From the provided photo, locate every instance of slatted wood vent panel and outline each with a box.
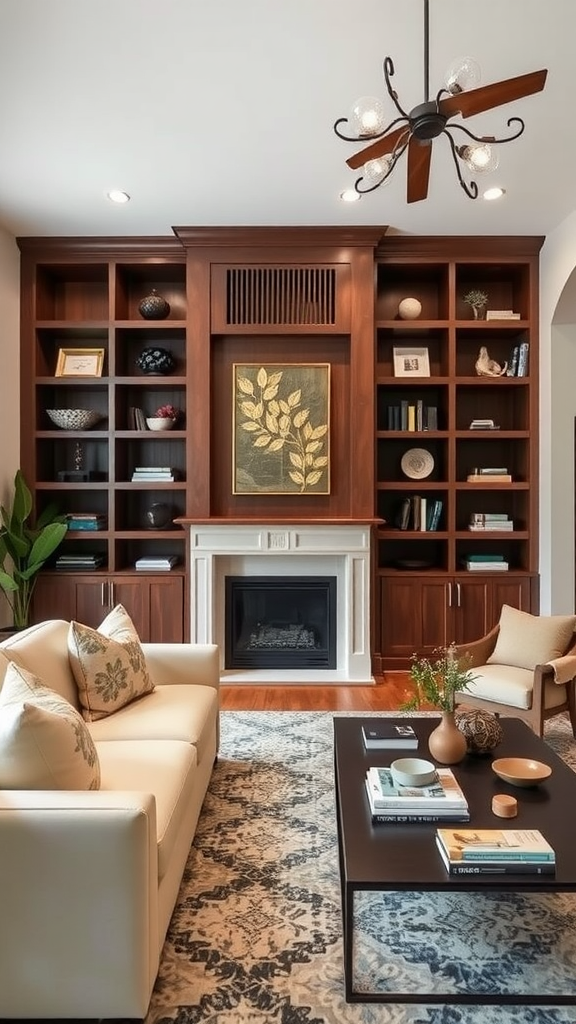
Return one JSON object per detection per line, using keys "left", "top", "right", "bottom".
{"left": 211, "top": 264, "right": 351, "bottom": 333}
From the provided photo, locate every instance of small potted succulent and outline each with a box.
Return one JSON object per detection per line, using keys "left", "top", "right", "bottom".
{"left": 463, "top": 289, "right": 489, "bottom": 320}
{"left": 146, "top": 404, "right": 180, "bottom": 431}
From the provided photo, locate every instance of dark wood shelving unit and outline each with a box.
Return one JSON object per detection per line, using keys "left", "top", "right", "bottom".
{"left": 373, "top": 236, "right": 543, "bottom": 670}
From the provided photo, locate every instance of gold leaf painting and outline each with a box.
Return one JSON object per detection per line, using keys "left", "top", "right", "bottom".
{"left": 233, "top": 363, "right": 330, "bottom": 495}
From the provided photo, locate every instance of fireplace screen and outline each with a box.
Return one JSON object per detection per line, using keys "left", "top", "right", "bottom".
{"left": 225, "top": 575, "right": 337, "bottom": 669}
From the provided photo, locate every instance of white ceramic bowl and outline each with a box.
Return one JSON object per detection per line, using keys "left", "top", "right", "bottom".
{"left": 491, "top": 757, "right": 552, "bottom": 788}
{"left": 46, "top": 408, "right": 102, "bottom": 430}
{"left": 146, "top": 417, "right": 175, "bottom": 431}
{"left": 390, "top": 757, "right": 437, "bottom": 787}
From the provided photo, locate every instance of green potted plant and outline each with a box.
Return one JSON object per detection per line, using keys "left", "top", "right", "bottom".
{"left": 401, "top": 644, "right": 477, "bottom": 764}
{"left": 0, "top": 470, "right": 68, "bottom": 630}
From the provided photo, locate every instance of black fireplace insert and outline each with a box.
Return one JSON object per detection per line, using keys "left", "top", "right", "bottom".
{"left": 225, "top": 575, "right": 337, "bottom": 669}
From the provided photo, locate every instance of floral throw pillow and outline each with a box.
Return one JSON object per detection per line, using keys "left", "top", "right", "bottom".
{"left": 0, "top": 662, "right": 100, "bottom": 789}
{"left": 68, "top": 604, "right": 154, "bottom": 722}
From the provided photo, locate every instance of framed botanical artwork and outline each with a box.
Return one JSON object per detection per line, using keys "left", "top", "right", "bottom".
{"left": 393, "top": 346, "right": 430, "bottom": 378}
{"left": 55, "top": 347, "right": 105, "bottom": 378}
{"left": 233, "top": 363, "right": 330, "bottom": 495}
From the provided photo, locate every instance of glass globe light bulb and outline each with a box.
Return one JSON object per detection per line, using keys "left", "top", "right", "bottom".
{"left": 350, "top": 96, "right": 386, "bottom": 138}
{"left": 444, "top": 56, "right": 481, "bottom": 95}
{"left": 459, "top": 143, "right": 499, "bottom": 174}
{"left": 363, "top": 154, "right": 393, "bottom": 185}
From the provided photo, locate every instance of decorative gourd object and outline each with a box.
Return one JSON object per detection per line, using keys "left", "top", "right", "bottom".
{"left": 456, "top": 708, "right": 504, "bottom": 755}
{"left": 398, "top": 297, "right": 422, "bottom": 320}
{"left": 138, "top": 289, "right": 170, "bottom": 320}
{"left": 135, "top": 347, "right": 175, "bottom": 375}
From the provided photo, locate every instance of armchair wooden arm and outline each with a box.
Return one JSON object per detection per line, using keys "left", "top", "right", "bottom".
{"left": 453, "top": 625, "right": 499, "bottom": 669}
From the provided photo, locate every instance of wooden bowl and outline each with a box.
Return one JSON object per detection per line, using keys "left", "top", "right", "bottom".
{"left": 491, "top": 757, "right": 552, "bottom": 787}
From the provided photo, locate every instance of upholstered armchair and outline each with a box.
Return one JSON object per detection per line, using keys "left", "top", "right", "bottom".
{"left": 454, "top": 604, "right": 576, "bottom": 737}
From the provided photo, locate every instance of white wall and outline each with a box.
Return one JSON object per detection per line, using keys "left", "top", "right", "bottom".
{"left": 540, "top": 210, "right": 576, "bottom": 613}
{"left": 0, "top": 226, "right": 20, "bottom": 626}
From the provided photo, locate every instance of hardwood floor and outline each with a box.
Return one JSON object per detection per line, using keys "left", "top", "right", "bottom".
{"left": 220, "top": 672, "right": 413, "bottom": 711}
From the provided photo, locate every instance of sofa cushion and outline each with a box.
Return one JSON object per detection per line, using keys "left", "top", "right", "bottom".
{"left": 68, "top": 604, "right": 154, "bottom": 722}
{"left": 466, "top": 663, "right": 569, "bottom": 711}
{"left": 88, "top": 683, "right": 219, "bottom": 766}
{"left": 95, "top": 738, "right": 197, "bottom": 880}
{"left": 487, "top": 605, "right": 576, "bottom": 672}
{"left": 0, "top": 662, "right": 100, "bottom": 790}
{"left": 0, "top": 619, "right": 80, "bottom": 708}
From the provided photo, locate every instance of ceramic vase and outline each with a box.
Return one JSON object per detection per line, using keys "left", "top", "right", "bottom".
{"left": 472, "top": 304, "right": 487, "bottom": 320}
{"left": 428, "top": 711, "right": 468, "bottom": 765}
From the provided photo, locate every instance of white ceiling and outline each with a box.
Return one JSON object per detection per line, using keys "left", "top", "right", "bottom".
{"left": 0, "top": 0, "right": 574, "bottom": 240}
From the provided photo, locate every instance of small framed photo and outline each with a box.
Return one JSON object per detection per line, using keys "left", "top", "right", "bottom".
{"left": 393, "top": 346, "right": 430, "bottom": 378}
{"left": 55, "top": 347, "right": 105, "bottom": 378}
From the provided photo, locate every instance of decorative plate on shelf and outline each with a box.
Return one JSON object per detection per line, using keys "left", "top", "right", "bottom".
{"left": 401, "top": 448, "right": 434, "bottom": 479}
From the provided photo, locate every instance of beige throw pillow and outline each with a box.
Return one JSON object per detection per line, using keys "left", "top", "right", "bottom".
{"left": 68, "top": 604, "right": 154, "bottom": 722}
{"left": 0, "top": 662, "right": 100, "bottom": 790}
{"left": 487, "top": 604, "right": 576, "bottom": 671}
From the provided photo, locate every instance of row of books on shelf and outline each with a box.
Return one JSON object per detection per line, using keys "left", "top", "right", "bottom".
{"left": 65, "top": 513, "right": 107, "bottom": 531}
{"left": 134, "top": 555, "right": 180, "bottom": 571}
{"left": 131, "top": 467, "right": 179, "bottom": 482}
{"left": 462, "top": 554, "right": 509, "bottom": 571}
{"left": 435, "top": 828, "right": 555, "bottom": 876}
{"left": 467, "top": 466, "right": 512, "bottom": 483}
{"left": 468, "top": 512, "right": 513, "bottom": 531}
{"left": 506, "top": 342, "right": 529, "bottom": 377}
{"left": 485, "top": 309, "right": 522, "bottom": 321}
{"left": 386, "top": 402, "right": 438, "bottom": 432}
{"left": 395, "top": 497, "right": 443, "bottom": 532}
{"left": 55, "top": 554, "right": 104, "bottom": 571}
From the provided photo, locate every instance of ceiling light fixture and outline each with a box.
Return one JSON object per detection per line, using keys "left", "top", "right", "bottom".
{"left": 333, "top": 0, "right": 547, "bottom": 203}
{"left": 339, "top": 188, "right": 362, "bottom": 202}
{"left": 107, "top": 190, "right": 130, "bottom": 204}
{"left": 483, "top": 187, "right": 506, "bottom": 201}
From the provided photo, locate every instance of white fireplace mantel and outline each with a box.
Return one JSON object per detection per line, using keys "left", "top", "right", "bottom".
{"left": 187, "top": 522, "right": 374, "bottom": 684}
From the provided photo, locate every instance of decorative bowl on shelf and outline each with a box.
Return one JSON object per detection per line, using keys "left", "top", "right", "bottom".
{"left": 46, "top": 408, "right": 102, "bottom": 430}
{"left": 491, "top": 757, "right": 552, "bottom": 787}
{"left": 146, "top": 416, "right": 176, "bottom": 431}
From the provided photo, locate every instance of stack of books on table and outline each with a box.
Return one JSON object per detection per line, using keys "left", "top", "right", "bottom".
{"left": 436, "top": 828, "right": 556, "bottom": 876}
{"left": 65, "top": 513, "right": 107, "bottom": 531}
{"left": 135, "top": 555, "right": 179, "bottom": 571}
{"left": 362, "top": 723, "right": 418, "bottom": 750}
{"left": 468, "top": 513, "right": 514, "bottom": 532}
{"left": 55, "top": 553, "right": 104, "bottom": 571}
{"left": 463, "top": 553, "right": 509, "bottom": 571}
{"left": 365, "top": 766, "right": 470, "bottom": 824}
{"left": 131, "top": 467, "right": 178, "bottom": 482}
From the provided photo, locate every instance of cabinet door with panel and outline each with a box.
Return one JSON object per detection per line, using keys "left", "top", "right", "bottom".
{"left": 33, "top": 573, "right": 184, "bottom": 642}
{"left": 380, "top": 572, "right": 532, "bottom": 667}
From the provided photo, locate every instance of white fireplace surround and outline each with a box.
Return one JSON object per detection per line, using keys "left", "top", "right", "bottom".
{"left": 187, "top": 522, "right": 374, "bottom": 684}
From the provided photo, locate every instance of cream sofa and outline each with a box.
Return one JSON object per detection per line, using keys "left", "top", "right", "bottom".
{"left": 0, "top": 618, "right": 220, "bottom": 1021}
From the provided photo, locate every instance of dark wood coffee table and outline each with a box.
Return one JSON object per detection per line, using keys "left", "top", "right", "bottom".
{"left": 333, "top": 715, "right": 576, "bottom": 1005}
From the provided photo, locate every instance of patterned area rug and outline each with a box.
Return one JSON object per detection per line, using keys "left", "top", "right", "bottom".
{"left": 145, "top": 712, "right": 576, "bottom": 1024}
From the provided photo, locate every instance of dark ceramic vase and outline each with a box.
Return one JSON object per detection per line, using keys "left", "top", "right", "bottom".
{"left": 145, "top": 503, "right": 173, "bottom": 529}
{"left": 135, "top": 347, "right": 175, "bottom": 375}
{"left": 138, "top": 289, "right": 170, "bottom": 320}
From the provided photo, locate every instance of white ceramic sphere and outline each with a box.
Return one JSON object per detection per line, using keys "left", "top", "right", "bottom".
{"left": 398, "top": 297, "right": 422, "bottom": 320}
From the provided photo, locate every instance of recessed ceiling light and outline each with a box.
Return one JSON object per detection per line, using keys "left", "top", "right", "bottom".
{"left": 107, "top": 190, "right": 130, "bottom": 204}
{"left": 340, "top": 189, "right": 361, "bottom": 203}
{"left": 482, "top": 187, "right": 506, "bottom": 201}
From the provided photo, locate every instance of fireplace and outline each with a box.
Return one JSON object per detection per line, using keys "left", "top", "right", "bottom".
{"left": 225, "top": 575, "right": 337, "bottom": 669}
{"left": 186, "top": 522, "right": 374, "bottom": 684}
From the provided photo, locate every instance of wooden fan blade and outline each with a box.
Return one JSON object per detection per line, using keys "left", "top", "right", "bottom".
{"left": 346, "top": 125, "right": 408, "bottom": 171}
{"left": 407, "top": 138, "right": 431, "bottom": 203}
{"left": 438, "top": 69, "right": 547, "bottom": 119}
